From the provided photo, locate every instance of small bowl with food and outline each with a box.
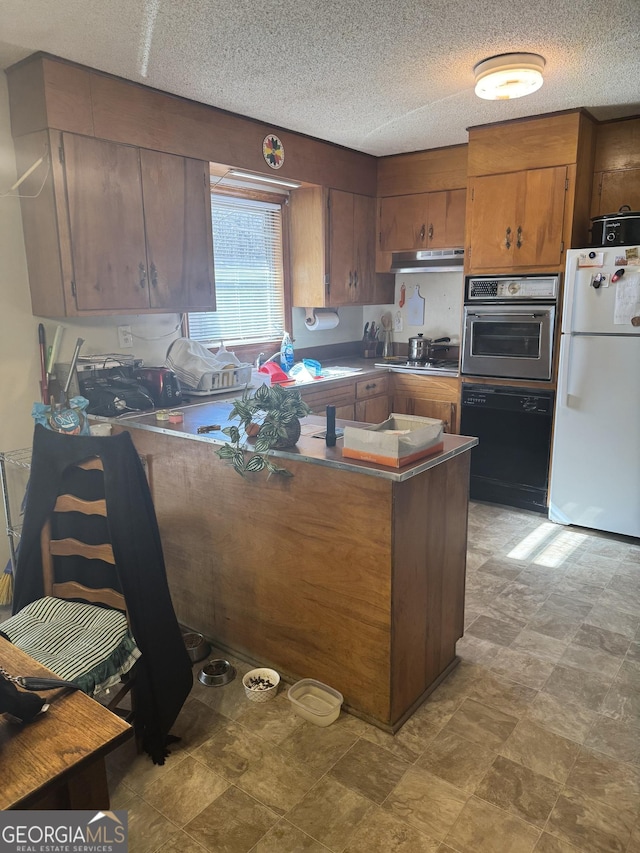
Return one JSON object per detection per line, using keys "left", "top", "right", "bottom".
{"left": 242, "top": 667, "right": 280, "bottom": 702}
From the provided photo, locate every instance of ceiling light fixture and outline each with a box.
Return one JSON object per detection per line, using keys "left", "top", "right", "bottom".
{"left": 473, "top": 52, "right": 545, "bottom": 101}
{"left": 228, "top": 169, "right": 301, "bottom": 189}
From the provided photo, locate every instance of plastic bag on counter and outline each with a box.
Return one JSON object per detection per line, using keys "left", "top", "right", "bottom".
{"left": 32, "top": 396, "right": 91, "bottom": 435}
{"left": 165, "top": 338, "right": 247, "bottom": 391}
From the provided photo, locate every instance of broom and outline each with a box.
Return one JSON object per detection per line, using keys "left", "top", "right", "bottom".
{"left": 0, "top": 559, "right": 13, "bottom": 606}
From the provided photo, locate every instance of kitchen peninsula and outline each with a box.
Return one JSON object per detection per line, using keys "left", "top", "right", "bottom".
{"left": 110, "top": 403, "right": 476, "bottom": 731}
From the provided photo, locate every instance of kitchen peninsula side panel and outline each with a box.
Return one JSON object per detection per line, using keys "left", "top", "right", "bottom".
{"left": 116, "top": 425, "right": 471, "bottom": 729}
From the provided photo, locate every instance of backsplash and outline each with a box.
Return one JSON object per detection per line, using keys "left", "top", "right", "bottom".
{"left": 363, "top": 271, "right": 464, "bottom": 345}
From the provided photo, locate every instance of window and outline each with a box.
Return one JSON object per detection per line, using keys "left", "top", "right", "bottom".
{"left": 187, "top": 193, "right": 286, "bottom": 347}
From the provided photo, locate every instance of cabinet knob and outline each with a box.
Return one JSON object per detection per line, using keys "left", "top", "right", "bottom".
{"left": 353, "top": 269, "right": 358, "bottom": 288}
{"left": 505, "top": 227, "right": 512, "bottom": 250}
{"left": 428, "top": 224, "right": 434, "bottom": 241}
{"left": 138, "top": 262, "right": 147, "bottom": 289}
{"left": 516, "top": 226, "right": 523, "bottom": 249}
{"left": 150, "top": 263, "right": 158, "bottom": 288}
{"left": 419, "top": 224, "right": 426, "bottom": 242}
{"left": 365, "top": 383, "right": 376, "bottom": 390}
{"left": 348, "top": 271, "right": 353, "bottom": 287}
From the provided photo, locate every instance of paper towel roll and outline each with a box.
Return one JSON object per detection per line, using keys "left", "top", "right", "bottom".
{"left": 305, "top": 309, "right": 339, "bottom": 331}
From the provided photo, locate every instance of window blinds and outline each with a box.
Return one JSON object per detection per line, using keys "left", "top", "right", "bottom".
{"left": 188, "top": 194, "right": 285, "bottom": 345}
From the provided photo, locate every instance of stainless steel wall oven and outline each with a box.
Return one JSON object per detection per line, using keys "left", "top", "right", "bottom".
{"left": 462, "top": 274, "right": 560, "bottom": 381}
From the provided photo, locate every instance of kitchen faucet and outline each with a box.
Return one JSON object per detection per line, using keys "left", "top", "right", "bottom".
{"left": 257, "top": 350, "right": 282, "bottom": 368}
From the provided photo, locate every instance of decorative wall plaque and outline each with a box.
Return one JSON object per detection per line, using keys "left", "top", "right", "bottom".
{"left": 262, "top": 134, "right": 284, "bottom": 170}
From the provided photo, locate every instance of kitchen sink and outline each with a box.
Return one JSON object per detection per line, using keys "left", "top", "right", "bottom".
{"left": 318, "top": 367, "right": 363, "bottom": 379}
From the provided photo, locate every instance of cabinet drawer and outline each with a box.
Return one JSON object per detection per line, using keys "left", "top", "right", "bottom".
{"left": 300, "top": 379, "right": 356, "bottom": 413}
{"left": 356, "top": 375, "right": 389, "bottom": 399}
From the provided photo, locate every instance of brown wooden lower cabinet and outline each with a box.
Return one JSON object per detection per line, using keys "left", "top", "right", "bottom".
{"left": 116, "top": 423, "right": 473, "bottom": 730}
{"left": 355, "top": 394, "right": 389, "bottom": 424}
{"left": 300, "top": 370, "right": 463, "bottom": 431}
{"left": 301, "top": 373, "right": 390, "bottom": 425}
{"left": 300, "top": 378, "right": 356, "bottom": 420}
{"left": 355, "top": 374, "right": 389, "bottom": 424}
{"left": 393, "top": 396, "right": 456, "bottom": 432}
{"left": 391, "top": 373, "right": 461, "bottom": 433}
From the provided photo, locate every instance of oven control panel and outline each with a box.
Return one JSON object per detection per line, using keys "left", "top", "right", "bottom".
{"left": 466, "top": 274, "right": 559, "bottom": 301}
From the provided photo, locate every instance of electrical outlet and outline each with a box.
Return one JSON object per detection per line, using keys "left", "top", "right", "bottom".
{"left": 394, "top": 312, "right": 403, "bottom": 332}
{"left": 117, "top": 325, "right": 133, "bottom": 348}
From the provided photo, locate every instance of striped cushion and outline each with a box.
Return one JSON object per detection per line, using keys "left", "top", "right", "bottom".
{"left": 0, "top": 596, "right": 140, "bottom": 696}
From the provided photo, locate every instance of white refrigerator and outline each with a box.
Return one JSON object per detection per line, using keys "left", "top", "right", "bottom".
{"left": 549, "top": 246, "right": 640, "bottom": 537}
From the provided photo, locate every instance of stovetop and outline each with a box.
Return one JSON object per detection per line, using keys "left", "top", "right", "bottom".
{"left": 375, "top": 358, "right": 460, "bottom": 377}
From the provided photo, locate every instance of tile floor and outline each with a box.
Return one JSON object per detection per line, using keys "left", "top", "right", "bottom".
{"left": 20, "top": 500, "right": 640, "bottom": 851}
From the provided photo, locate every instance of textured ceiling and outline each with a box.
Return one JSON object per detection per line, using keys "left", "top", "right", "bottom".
{"left": 0, "top": 0, "right": 638, "bottom": 156}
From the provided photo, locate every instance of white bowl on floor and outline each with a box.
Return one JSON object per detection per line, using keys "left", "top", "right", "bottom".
{"left": 242, "top": 668, "right": 280, "bottom": 702}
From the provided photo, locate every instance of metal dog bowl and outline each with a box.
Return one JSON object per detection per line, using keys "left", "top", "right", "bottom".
{"left": 183, "top": 632, "right": 211, "bottom": 663}
{"left": 198, "top": 659, "right": 236, "bottom": 686}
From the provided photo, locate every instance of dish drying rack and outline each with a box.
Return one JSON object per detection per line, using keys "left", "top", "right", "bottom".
{"left": 182, "top": 363, "right": 252, "bottom": 396}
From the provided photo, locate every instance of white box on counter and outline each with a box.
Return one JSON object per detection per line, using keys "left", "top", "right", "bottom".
{"left": 342, "top": 414, "right": 444, "bottom": 467}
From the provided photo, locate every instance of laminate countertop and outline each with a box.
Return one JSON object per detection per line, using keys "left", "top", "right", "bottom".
{"left": 106, "top": 403, "right": 476, "bottom": 484}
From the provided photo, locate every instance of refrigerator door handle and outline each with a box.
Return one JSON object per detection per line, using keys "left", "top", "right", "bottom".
{"left": 558, "top": 334, "right": 573, "bottom": 407}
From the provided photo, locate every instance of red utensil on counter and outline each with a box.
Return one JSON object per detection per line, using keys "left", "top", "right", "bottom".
{"left": 258, "top": 362, "right": 289, "bottom": 384}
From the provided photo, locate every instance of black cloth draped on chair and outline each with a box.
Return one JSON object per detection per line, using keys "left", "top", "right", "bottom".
{"left": 10, "top": 424, "right": 193, "bottom": 764}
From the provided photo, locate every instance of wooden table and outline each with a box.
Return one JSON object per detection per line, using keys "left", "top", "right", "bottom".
{"left": 0, "top": 636, "right": 132, "bottom": 810}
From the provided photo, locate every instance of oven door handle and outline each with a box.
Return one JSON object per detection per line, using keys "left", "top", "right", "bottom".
{"left": 466, "top": 312, "right": 546, "bottom": 319}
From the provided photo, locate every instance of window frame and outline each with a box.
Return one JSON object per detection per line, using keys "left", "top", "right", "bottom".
{"left": 184, "top": 184, "right": 292, "bottom": 365}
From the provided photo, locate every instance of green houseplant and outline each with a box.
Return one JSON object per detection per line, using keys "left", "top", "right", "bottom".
{"left": 216, "top": 383, "right": 311, "bottom": 477}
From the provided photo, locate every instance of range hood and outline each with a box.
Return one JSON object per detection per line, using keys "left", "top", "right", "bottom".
{"left": 390, "top": 248, "right": 465, "bottom": 273}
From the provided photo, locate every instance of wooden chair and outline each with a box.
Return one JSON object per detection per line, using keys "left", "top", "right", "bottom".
{"left": 1, "top": 457, "right": 140, "bottom": 720}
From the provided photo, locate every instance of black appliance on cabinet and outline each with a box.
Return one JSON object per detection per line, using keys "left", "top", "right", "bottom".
{"left": 460, "top": 384, "right": 555, "bottom": 513}
{"left": 78, "top": 363, "right": 155, "bottom": 417}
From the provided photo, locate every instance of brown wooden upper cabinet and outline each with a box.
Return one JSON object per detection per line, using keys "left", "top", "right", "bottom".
{"left": 590, "top": 117, "right": 640, "bottom": 218}
{"left": 466, "top": 166, "right": 568, "bottom": 271}
{"left": 290, "top": 186, "right": 385, "bottom": 307}
{"left": 591, "top": 168, "right": 640, "bottom": 217}
{"left": 378, "top": 189, "right": 466, "bottom": 253}
{"left": 15, "top": 130, "right": 215, "bottom": 316}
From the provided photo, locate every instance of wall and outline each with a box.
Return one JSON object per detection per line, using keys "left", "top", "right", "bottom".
{"left": 0, "top": 72, "right": 38, "bottom": 569}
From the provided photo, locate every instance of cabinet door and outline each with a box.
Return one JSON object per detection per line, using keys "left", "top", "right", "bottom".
{"left": 335, "top": 403, "right": 356, "bottom": 420}
{"left": 467, "top": 172, "right": 519, "bottom": 269}
{"left": 427, "top": 189, "right": 466, "bottom": 248}
{"left": 355, "top": 395, "right": 389, "bottom": 424}
{"left": 379, "top": 194, "right": 430, "bottom": 252}
{"left": 141, "top": 151, "right": 215, "bottom": 310}
{"left": 391, "top": 396, "right": 414, "bottom": 415}
{"left": 289, "top": 186, "right": 328, "bottom": 308}
{"left": 353, "top": 193, "right": 376, "bottom": 303}
{"left": 328, "top": 189, "right": 355, "bottom": 305}
{"left": 514, "top": 166, "right": 567, "bottom": 268}
{"left": 469, "top": 168, "right": 567, "bottom": 271}
{"left": 63, "top": 134, "right": 149, "bottom": 311}
{"left": 412, "top": 399, "right": 456, "bottom": 433}
{"left": 594, "top": 168, "right": 640, "bottom": 217}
